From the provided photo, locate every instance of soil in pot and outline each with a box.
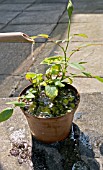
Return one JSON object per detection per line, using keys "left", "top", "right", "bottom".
{"left": 20, "top": 84, "right": 80, "bottom": 118}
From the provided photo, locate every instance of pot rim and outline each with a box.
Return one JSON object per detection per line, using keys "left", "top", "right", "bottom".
{"left": 19, "top": 84, "right": 80, "bottom": 120}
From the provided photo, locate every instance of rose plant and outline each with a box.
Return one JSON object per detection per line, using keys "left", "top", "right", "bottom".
{"left": 0, "top": 0, "right": 103, "bottom": 143}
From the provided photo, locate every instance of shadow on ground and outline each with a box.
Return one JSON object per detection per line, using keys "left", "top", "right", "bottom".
{"left": 100, "top": 143, "right": 103, "bottom": 156}
{"left": 31, "top": 123, "right": 100, "bottom": 170}
{"left": 0, "top": 163, "right": 4, "bottom": 170}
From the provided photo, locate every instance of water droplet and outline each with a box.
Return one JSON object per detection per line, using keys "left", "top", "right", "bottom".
{"left": 72, "top": 161, "right": 89, "bottom": 170}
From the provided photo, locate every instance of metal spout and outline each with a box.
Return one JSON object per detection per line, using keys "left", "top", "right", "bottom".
{"left": 0, "top": 32, "right": 34, "bottom": 43}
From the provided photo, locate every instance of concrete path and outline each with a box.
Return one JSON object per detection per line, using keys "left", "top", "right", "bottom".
{"left": 0, "top": 0, "right": 103, "bottom": 169}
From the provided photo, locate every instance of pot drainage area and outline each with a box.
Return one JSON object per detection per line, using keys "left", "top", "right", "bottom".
{"left": 9, "top": 123, "right": 100, "bottom": 170}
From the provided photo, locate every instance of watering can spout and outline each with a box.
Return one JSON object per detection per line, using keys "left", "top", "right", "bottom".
{"left": 0, "top": 32, "right": 34, "bottom": 43}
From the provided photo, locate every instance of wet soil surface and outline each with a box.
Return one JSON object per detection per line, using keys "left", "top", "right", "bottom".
{"left": 22, "top": 85, "right": 80, "bottom": 118}
{"left": 9, "top": 123, "right": 100, "bottom": 170}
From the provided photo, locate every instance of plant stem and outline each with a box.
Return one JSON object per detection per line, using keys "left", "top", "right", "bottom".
{"left": 65, "top": 19, "right": 71, "bottom": 53}
{"left": 62, "top": 17, "right": 71, "bottom": 78}
{"left": 49, "top": 40, "right": 65, "bottom": 53}
{"left": 64, "top": 51, "right": 67, "bottom": 69}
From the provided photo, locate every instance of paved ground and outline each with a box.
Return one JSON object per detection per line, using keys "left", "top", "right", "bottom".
{"left": 0, "top": 0, "right": 68, "bottom": 97}
{"left": 0, "top": 0, "right": 103, "bottom": 169}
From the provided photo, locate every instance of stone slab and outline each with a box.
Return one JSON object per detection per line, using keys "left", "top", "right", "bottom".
{"left": 0, "top": 24, "right": 5, "bottom": 30}
{"left": 3, "top": 0, "right": 36, "bottom": 4}
{"left": 12, "top": 78, "right": 31, "bottom": 97}
{"left": 10, "top": 10, "right": 65, "bottom": 25}
{"left": 0, "top": 4, "right": 31, "bottom": 11}
{"left": 59, "top": 12, "right": 103, "bottom": 23}
{"left": 72, "top": 13, "right": 103, "bottom": 23}
{"left": 29, "top": 43, "right": 55, "bottom": 73}
{"left": 0, "top": 98, "right": 31, "bottom": 170}
{"left": 0, "top": 11, "right": 19, "bottom": 24}
{"left": 74, "top": 92, "right": 103, "bottom": 169}
{"left": 0, "top": 43, "right": 45, "bottom": 97}
{"left": 51, "top": 22, "right": 103, "bottom": 42}
{"left": 75, "top": 92, "right": 103, "bottom": 144}
{"left": 10, "top": 43, "right": 44, "bottom": 76}
{"left": 35, "top": 0, "right": 68, "bottom": 3}
{"left": 11, "top": 43, "right": 46, "bottom": 97}
{"left": 73, "top": 78, "right": 103, "bottom": 93}
{"left": 25, "top": 3, "right": 66, "bottom": 11}
{"left": 0, "top": 75, "right": 21, "bottom": 97}
{"left": 0, "top": 43, "right": 32, "bottom": 75}
{"left": 1, "top": 24, "right": 56, "bottom": 37}
{"left": 66, "top": 42, "right": 103, "bottom": 76}
{"left": 72, "top": 0, "right": 103, "bottom": 14}
{"left": 0, "top": 0, "right": 5, "bottom": 3}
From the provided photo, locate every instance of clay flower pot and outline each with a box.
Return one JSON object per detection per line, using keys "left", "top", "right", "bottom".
{"left": 20, "top": 84, "right": 80, "bottom": 143}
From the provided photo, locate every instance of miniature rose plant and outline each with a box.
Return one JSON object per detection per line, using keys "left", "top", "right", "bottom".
{"left": 0, "top": 0, "right": 103, "bottom": 122}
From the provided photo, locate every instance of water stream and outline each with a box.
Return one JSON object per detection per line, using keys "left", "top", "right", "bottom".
{"left": 31, "top": 42, "right": 35, "bottom": 61}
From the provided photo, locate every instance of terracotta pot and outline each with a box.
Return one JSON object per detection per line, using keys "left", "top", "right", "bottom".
{"left": 20, "top": 84, "right": 80, "bottom": 143}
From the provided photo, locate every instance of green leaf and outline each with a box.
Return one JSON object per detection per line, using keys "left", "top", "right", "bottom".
{"left": 46, "top": 68, "right": 51, "bottom": 75}
{"left": 77, "top": 43, "right": 100, "bottom": 50}
{"left": 79, "top": 62, "right": 87, "bottom": 64}
{"left": 40, "top": 81, "right": 47, "bottom": 86}
{"left": 6, "top": 101, "right": 25, "bottom": 107}
{"left": 36, "top": 74, "right": 43, "bottom": 81}
{"left": 32, "top": 79, "right": 37, "bottom": 84}
{"left": 73, "top": 34, "right": 88, "bottom": 38}
{"left": 82, "top": 73, "right": 103, "bottom": 82}
{"left": 51, "top": 64, "right": 61, "bottom": 75}
{"left": 0, "top": 108, "right": 13, "bottom": 122}
{"left": 55, "top": 80, "right": 65, "bottom": 87}
{"left": 69, "top": 62, "right": 85, "bottom": 71}
{"left": 95, "top": 76, "right": 103, "bottom": 83}
{"left": 41, "top": 56, "right": 63, "bottom": 65}
{"left": 45, "top": 85, "right": 58, "bottom": 99}
{"left": 38, "top": 34, "right": 49, "bottom": 39}
{"left": 67, "top": 0, "right": 73, "bottom": 19}
{"left": 24, "top": 92, "right": 35, "bottom": 99}
{"left": 72, "top": 43, "right": 102, "bottom": 53}
{"left": 82, "top": 72, "right": 92, "bottom": 77}
{"left": 61, "top": 78, "right": 73, "bottom": 84}
{"left": 25, "top": 72, "right": 36, "bottom": 80}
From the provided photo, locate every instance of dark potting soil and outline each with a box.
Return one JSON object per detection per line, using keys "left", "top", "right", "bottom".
{"left": 22, "top": 85, "right": 80, "bottom": 118}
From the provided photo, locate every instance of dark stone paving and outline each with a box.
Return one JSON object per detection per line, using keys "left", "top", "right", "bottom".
{"left": 10, "top": 11, "right": 65, "bottom": 25}
{"left": 0, "top": 11, "right": 19, "bottom": 24}
{"left": 3, "top": 0, "right": 36, "bottom": 3}
{"left": 0, "top": 4, "right": 30, "bottom": 11}
{"left": 1, "top": 24, "right": 56, "bottom": 36}
{"left": 0, "top": 43, "right": 32, "bottom": 75}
